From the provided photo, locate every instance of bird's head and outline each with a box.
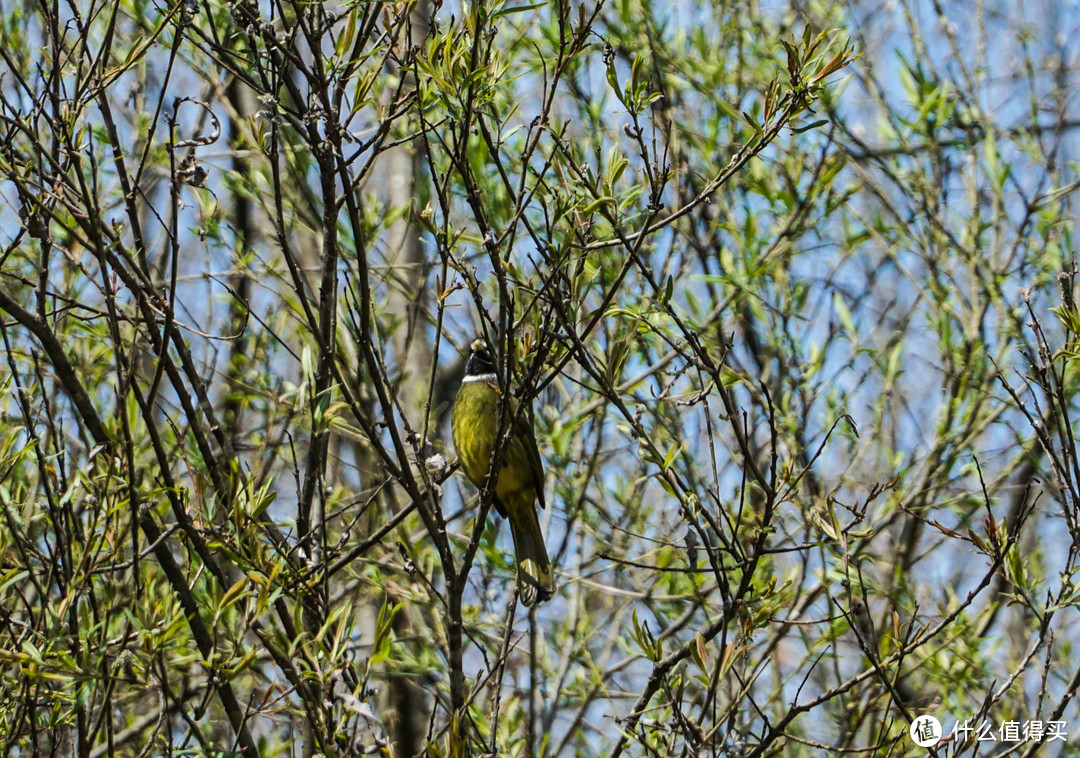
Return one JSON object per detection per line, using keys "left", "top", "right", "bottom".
{"left": 465, "top": 339, "right": 496, "bottom": 377}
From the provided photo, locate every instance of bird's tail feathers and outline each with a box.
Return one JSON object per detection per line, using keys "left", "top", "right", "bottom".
{"left": 505, "top": 493, "right": 555, "bottom": 606}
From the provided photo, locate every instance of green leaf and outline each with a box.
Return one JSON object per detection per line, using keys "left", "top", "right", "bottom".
{"left": 833, "top": 292, "right": 855, "bottom": 335}
{"left": 793, "top": 119, "right": 829, "bottom": 133}
{"left": 742, "top": 111, "right": 762, "bottom": 135}
{"left": 582, "top": 196, "right": 617, "bottom": 214}
{"left": 491, "top": 2, "right": 546, "bottom": 19}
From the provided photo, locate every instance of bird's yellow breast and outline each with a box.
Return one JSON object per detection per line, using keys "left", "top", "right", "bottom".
{"left": 451, "top": 380, "right": 539, "bottom": 511}
{"left": 451, "top": 380, "right": 500, "bottom": 487}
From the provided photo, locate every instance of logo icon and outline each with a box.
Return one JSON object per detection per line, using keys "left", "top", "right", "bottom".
{"left": 910, "top": 715, "right": 942, "bottom": 747}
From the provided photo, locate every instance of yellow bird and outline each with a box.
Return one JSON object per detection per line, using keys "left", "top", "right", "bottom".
{"left": 451, "top": 339, "right": 555, "bottom": 606}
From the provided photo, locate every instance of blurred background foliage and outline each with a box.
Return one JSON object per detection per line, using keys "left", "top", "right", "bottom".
{"left": 0, "top": 0, "right": 1077, "bottom": 755}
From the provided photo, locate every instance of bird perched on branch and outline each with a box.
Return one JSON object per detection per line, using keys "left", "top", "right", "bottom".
{"left": 451, "top": 339, "right": 555, "bottom": 606}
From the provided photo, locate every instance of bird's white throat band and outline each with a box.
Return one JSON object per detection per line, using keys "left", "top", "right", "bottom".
{"left": 462, "top": 373, "right": 498, "bottom": 384}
